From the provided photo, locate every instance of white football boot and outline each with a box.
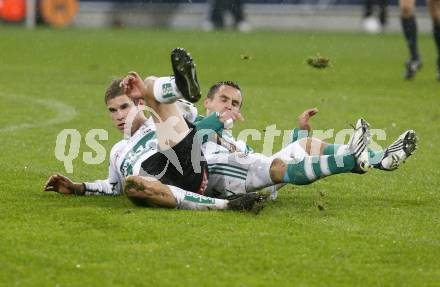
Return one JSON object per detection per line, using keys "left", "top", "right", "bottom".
{"left": 349, "top": 118, "right": 372, "bottom": 174}
{"left": 378, "top": 130, "right": 418, "bottom": 171}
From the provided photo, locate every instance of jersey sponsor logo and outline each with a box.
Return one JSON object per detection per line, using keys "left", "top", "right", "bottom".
{"left": 120, "top": 131, "right": 156, "bottom": 176}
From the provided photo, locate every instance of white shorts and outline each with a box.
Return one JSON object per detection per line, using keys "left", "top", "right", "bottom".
{"left": 270, "top": 140, "right": 308, "bottom": 161}
{"left": 203, "top": 141, "right": 309, "bottom": 199}
{"left": 203, "top": 152, "right": 267, "bottom": 198}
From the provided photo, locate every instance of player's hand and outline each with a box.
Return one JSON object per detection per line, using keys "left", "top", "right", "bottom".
{"left": 43, "top": 174, "right": 84, "bottom": 195}
{"left": 218, "top": 110, "right": 244, "bottom": 129}
{"left": 218, "top": 110, "right": 244, "bottom": 123}
{"left": 298, "top": 108, "right": 318, "bottom": 131}
{"left": 120, "top": 71, "right": 146, "bottom": 101}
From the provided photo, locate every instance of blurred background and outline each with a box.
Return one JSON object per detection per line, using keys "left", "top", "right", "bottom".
{"left": 0, "top": 0, "right": 431, "bottom": 33}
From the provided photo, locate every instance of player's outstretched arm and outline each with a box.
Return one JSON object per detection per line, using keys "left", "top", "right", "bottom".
{"left": 297, "top": 108, "right": 318, "bottom": 132}
{"left": 43, "top": 174, "right": 85, "bottom": 195}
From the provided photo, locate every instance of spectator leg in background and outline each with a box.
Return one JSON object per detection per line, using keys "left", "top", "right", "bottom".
{"left": 210, "top": 0, "right": 225, "bottom": 29}
{"left": 379, "top": 0, "right": 388, "bottom": 27}
{"left": 400, "top": 0, "right": 419, "bottom": 61}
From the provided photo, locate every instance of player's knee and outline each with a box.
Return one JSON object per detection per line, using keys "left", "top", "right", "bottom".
{"left": 400, "top": 4, "right": 414, "bottom": 17}
{"left": 269, "top": 158, "right": 287, "bottom": 183}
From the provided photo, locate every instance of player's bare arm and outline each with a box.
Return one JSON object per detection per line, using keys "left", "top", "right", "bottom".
{"left": 297, "top": 107, "right": 318, "bottom": 132}
{"left": 43, "top": 174, "right": 85, "bottom": 195}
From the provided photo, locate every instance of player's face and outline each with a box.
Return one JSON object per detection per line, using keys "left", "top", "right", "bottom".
{"left": 107, "top": 95, "right": 141, "bottom": 132}
{"left": 204, "top": 85, "right": 242, "bottom": 115}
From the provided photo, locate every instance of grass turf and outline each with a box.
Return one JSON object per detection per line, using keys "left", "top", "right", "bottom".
{"left": 0, "top": 27, "right": 439, "bottom": 287}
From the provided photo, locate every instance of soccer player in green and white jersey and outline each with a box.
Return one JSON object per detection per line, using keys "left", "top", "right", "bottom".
{"left": 174, "top": 80, "right": 418, "bottom": 199}
{"left": 121, "top": 73, "right": 379, "bottom": 203}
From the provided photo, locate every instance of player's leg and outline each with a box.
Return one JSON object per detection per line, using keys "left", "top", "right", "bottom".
{"left": 379, "top": 0, "right": 388, "bottom": 27}
{"left": 124, "top": 176, "right": 265, "bottom": 212}
{"left": 297, "top": 137, "right": 328, "bottom": 156}
{"left": 268, "top": 140, "right": 313, "bottom": 197}
{"left": 230, "top": 0, "right": 245, "bottom": 27}
{"left": 267, "top": 138, "right": 325, "bottom": 197}
{"left": 148, "top": 48, "right": 201, "bottom": 104}
{"left": 400, "top": 0, "right": 422, "bottom": 79}
{"left": 141, "top": 48, "right": 201, "bottom": 149}
{"left": 363, "top": 0, "right": 374, "bottom": 20}
{"left": 271, "top": 118, "right": 371, "bottom": 185}
{"left": 222, "top": 150, "right": 362, "bottom": 192}
{"left": 321, "top": 143, "right": 382, "bottom": 167}
{"left": 205, "top": 119, "right": 369, "bottom": 194}
{"left": 209, "top": 0, "right": 225, "bottom": 29}
{"left": 125, "top": 176, "right": 177, "bottom": 208}
{"left": 220, "top": 120, "right": 368, "bottom": 194}
{"left": 266, "top": 124, "right": 415, "bottom": 194}
{"left": 427, "top": 0, "right": 440, "bottom": 80}
{"left": 141, "top": 76, "right": 190, "bottom": 149}
{"left": 206, "top": 150, "right": 361, "bottom": 196}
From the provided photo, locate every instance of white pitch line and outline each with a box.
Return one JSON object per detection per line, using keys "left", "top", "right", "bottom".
{"left": 0, "top": 93, "right": 77, "bottom": 133}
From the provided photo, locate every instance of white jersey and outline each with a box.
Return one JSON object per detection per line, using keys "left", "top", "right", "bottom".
{"left": 202, "top": 128, "right": 304, "bottom": 200}
{"left": 202, "top": 130, "right": 251, "bottom": 156}
{"left": 84, "top": 119, "right": 159, "bottom": 195}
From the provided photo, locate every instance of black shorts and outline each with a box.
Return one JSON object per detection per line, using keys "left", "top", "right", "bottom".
{"left": 140, "top": 124, "right": 208, "bottom": 194}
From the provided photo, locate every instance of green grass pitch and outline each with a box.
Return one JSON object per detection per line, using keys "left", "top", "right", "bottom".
{"left": 0, "top": 27, "right": 439, "bottom": 287}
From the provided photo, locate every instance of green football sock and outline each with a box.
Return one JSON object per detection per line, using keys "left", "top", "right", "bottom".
{"left": 322, "top": 144, "right": 383, "bottom": 168}
{"left": 368, "top": 149, "right": 384, "bottom": 167}
{"left": 322, "top": 144, "right": 343, "bottom": 155}
{"left": 283, "top": 154, "right": 355, "bottom": 185}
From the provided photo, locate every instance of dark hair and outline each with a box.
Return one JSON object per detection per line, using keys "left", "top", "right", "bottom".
{"left": 206, "top": 81, "right": 243, "bottom": 107}
{"left": 105, "top": 78, "right": 126, "bottom": 104}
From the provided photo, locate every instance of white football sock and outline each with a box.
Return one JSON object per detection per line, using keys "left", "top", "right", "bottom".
{"left": 168, "top": 185, "right": 228, "bottom": 210}
{"left": 153, "top": 77, "right": 183, "bottom": 104}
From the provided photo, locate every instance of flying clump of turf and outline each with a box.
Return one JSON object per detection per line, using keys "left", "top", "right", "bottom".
{"left": 307, "top": 54, "right": 331, "bottom": 69}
